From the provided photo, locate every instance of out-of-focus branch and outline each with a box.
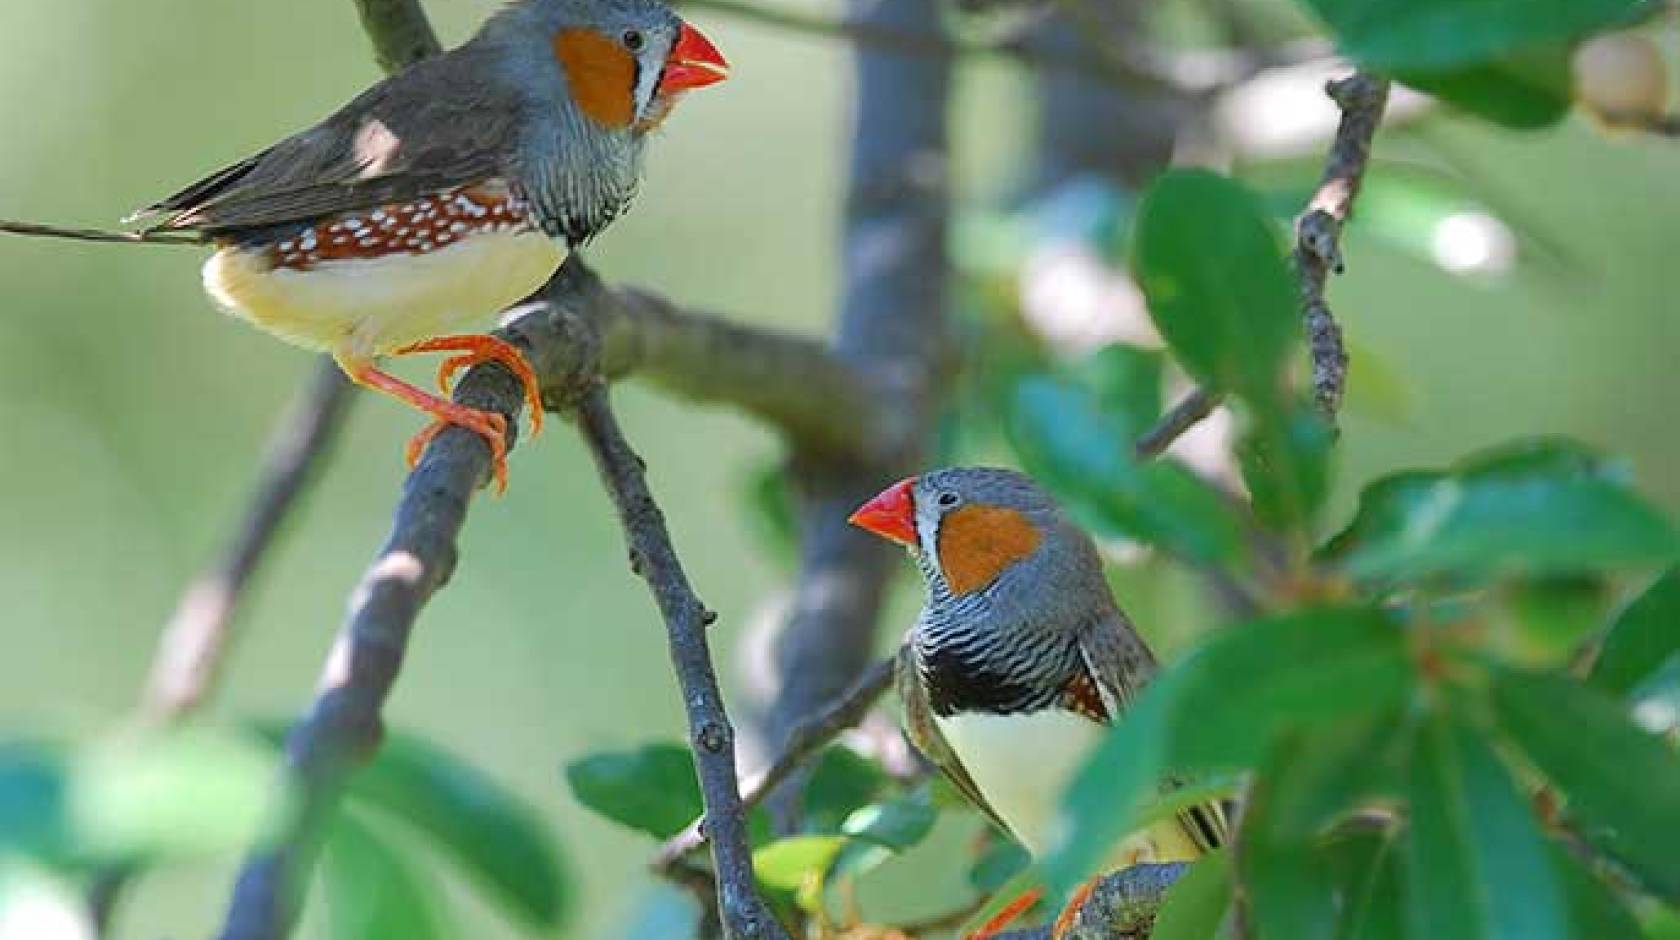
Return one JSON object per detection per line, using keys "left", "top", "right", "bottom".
{"left": 757, "top": 0, "right": 955, "bottom": 835}
{"left": 577, "top": 384, "right": 788, "bottom": 940}
{"left": 1295, "top": 71, "right": 1390, "bottom": 422}
{"left": 654, "top": 655, "right": 895, "bottom": 871}
{"left": 1134, "top": 389, "right": 1220, "bottom": 460}
{"left": 141, "top": 362, "right": 353, "bottom": 725}
{"left": 991, "top": 863, "right": 1189, "bottom": 940}
{"left": 351, "top": 0, "right": 441, "bottom": 71}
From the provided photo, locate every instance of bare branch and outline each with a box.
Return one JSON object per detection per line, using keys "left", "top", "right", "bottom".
{"left": 991, "top": 863, "right": 1189, "bottom": 940}
{"left": 0, "top": 219, "right": 201, "bottom": 245}
{"left": 1295, "top": 71, "right": 1390, "bottom": 422}
{"left": 141, "top": 362, "right": 353, "bottom": 725}
{"left": 1134, "top": 388, "right": 1220, "bottom": 460}
{"left": 351, "top": 0, "right": 441, "bottom": 72}
{"left": 577, "top": 384, "right": 789, "bottom": 940}
{"left": 654, "top": 655, "right": 895, "bottom": 871}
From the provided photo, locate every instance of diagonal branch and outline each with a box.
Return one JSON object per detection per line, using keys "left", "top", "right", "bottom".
{"left": 1294, "top": 71, "right": 1390, "bottom": 422}
{"left": 577, "top": 383, "right": 789, "bottom": 940}
{"left": 351, "top": 0, "right": 440, "bottom": 71}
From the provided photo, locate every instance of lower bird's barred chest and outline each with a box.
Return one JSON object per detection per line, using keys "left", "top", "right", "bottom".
{"left": 913, "top": 627, "right": 1107, "bottom": 722}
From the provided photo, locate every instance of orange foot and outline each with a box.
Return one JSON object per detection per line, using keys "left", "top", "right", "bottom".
{"left": 394, "top": 334, "right": 545, "bottom": 439}
{"left": 966, "top": 888, "right": 1043, "bottom": 940}
{"left": 1051, "top": 878, "right": 1099, "bottom": 939}
{"left": 336, "top": 353, "right": 515, "bottom": 495}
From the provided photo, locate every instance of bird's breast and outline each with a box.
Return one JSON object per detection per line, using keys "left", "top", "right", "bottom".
{"left": 934, "top": 708, "right": 1103, "bottom": 855}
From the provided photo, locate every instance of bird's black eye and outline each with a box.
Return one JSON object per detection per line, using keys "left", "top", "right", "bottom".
{"left": 621, "top": 29, "right": 646, "bottom": 52}
{"left": 937, "top": 492, "right": 959, "bottom": 508}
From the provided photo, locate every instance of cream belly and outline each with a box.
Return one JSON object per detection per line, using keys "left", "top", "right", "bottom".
{"left": 202, "top": 228, "right": 566, "bottom": 358}
{"left": 935, "top": 709, "right": 1204, "bottom": 863}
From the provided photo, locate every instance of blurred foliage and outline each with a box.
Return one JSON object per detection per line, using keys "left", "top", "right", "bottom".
{"left": 4, "top": 0, "right": 1680, "bottom": 936}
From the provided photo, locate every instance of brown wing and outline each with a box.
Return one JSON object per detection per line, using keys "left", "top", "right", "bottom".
{"left": 893, "top": 644, "right": 1014, "bottom": 837}
{"left": 1079, "top": 612, "right": 1229, "bottom": 853}
{"left": 136, "top": 46, "right": 519, "bottom": 235}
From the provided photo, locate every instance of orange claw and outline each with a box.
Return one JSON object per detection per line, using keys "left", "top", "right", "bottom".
{"left": 966, "top": 888, "right": 1043, "bottom": 940}
{"left": 394, "top": 334, "right": 545, "bottom": 439}
{"left": 336, "top": 354, "right": 514, "bottom": 495}
{"left": 1050, "top": 878, "right": 1099, "bottom": 939}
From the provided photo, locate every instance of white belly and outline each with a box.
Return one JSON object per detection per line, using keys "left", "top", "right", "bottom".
{"left": 202, "top": 229, "right": 565, "bottom": 357}
{"left": 936, "top": 709, "right": 1207, "bottom": 864}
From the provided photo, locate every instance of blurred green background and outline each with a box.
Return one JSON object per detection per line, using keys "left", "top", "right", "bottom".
{"left": 1, "top": 1, "right": 1676, "bottom": 937}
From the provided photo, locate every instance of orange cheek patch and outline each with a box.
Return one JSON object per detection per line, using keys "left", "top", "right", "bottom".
{"left": 936, "top": 506, "right": 1042, "bottom": 595}
{"left": 552, "top": 29, "right": 636, "bottom": 129}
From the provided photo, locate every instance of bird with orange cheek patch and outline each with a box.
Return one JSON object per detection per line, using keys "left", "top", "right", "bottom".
{"left": 124, "top": 0, "right": 728, "bottom": 491}
{"left": 849, "top": 467, "right": 1227, "bottom": 939}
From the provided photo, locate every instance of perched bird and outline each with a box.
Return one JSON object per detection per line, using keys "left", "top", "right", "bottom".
{"left": 116, "top": 0, "right": 726, "bottom": 490}
{"left": 849, "top": 467, "right": 1226, "bottom": 936}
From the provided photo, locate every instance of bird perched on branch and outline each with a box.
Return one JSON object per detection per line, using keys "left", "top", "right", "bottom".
{"left": 849, "top": 467, "right": 1226, "bottom": 938}
{"left": 5, "top": 0, "right": 727, "bottom": 492}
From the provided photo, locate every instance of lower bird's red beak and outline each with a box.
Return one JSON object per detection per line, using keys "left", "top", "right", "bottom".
{"left": 849, "top": 477, "right": 918, "bottom": 548}
{"left": 661, "top": 22, "right": 730, "bottom": 94}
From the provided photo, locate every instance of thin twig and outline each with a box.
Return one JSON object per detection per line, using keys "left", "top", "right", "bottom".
{"left": 351, "top": 0, "right": 441, "bottom": 71}
{"left": 1294, "top": 71, "right": 1390, "bottom": 422}
{"left": 141, "top": 362, "right": 353, "bottom": 725}
{"left": 577, "top": 384, "right": 789, "bottom": 940}
{"left": 653, "top": 656, "right": 895, "bottom": 871}
{"left": 0, "top": 219, "right": 201, "bottom": 245}
{"left": 1133, "top": 388, "right": 1220, "bottom": 460}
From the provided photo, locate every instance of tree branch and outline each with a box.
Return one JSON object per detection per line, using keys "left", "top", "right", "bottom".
{"left": 992, "top": 863, "right": 1189, "bottom": 940}
{"left": 350, "top": 0, "right": 440, "bottom": 72}
{"left": 1294, "top": 71, "right": 1390, "bottom": 422}
{"left": 141, "top": 362, "right": 353, "bottom": 725}
{"left": 653, "top": 655, "right": 896, "bottom": 871}
{"left": 1134, "top": 388, "right": 1220, "bottom": 461}
{"left": 577, "top": 384, "right": 789, "bottom": 940}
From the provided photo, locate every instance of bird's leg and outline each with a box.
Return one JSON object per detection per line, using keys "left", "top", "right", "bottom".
{"left": 334, "top": 351, "right": 512, "bottom": 494}
{"left": 393, "top": 334, "right": 545, "bottom": 438}
{"left": 965, "top": 888, "right": 1043, "bottom": 940}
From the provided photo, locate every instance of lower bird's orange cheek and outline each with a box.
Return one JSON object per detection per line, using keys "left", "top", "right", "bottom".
{"left": 936, "top": 506, "right": 1042, "bottom": 595}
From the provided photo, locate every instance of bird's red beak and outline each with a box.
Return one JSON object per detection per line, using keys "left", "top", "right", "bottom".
{"left": 848, "top": 477, "right": 918, "bottom": 548}
{"left": 661, "top": 22, "right": 730, "bottom": 93}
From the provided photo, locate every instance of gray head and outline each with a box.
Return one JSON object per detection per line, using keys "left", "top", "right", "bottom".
{"left": 850, "top": 466, "right": 1117, "bottom": 635}
{"left": 472, "top": 0, "right": 729, "bottom": 243}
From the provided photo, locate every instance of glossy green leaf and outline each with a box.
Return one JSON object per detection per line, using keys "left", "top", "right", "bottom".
{"left": 1073, "top": 344, "right": 1164, "bottom": 439}
{"left": 1243, "top": 736, "right": 1346, "bottom": 940}
{"left": 1403, "top": 710, "right": 1567, "bottom": 940}
{"left": 1489, "top": 668, "right": 1680, "bottom": 899}
{"left": 1332, "top": 832, "right": 1405, "bottom": 940}
{"left": 1591, "top": 567, "right": 1680, "bottom": 697}
{"left": 350, "top": 731, "right": 566, "bottom": 929}
{"left": 1046, "top": 607, "right": 1412, "bottom": 894}
{"left": 1296, "top": 0, "right": 1654, "bottom": 71}
{"left": 1007, "top": 376, "right": 1245, "bottom": 566}
{"left": 804, "top": 746, "right": 889, "bottom": 834}
{"left": 841, "top": 788, "right": 936, "bottom": 851}
{"left": 1325, "top": 438, "right": 1679, "bottom": 583}
{"left": 1151, "top": 850, "right": 1232, "bottom": 940}
{"left": 323, "top": 810, "right": 447, "bottom": 940}
{"left": 1501, "top": 575, "right": 1611, "bottom": 668}
{"left": 753, "top": 834, "right": 845, "bottom": 911}
{"left": 1550, "top": 842, "right": 1643, "bottom": 940}
{"left": 1240, "top": 403, "right": 1335, "bottom": 534}
{"left": 1132, "top": 170, "right": 1298, "bottom": 411}
{"left": 1397, "top": 46, "right": 1574, "bottom": 129}
{"left": 566, "top": 743, "right": 701, "bottom": 840}
{"left": 967, "top": 835, "right": 1031, "bottom": 894}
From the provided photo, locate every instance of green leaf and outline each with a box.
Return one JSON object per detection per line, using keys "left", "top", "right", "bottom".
{"left": 1007, "top": 375, "right": 1246, "bottom": 566}
{"left": 1072, "top": 344, "right": 1164, "bottom": 439}
{"left": 1489, "top": 667, "right": 1680, "bottom": 900}
{"left": 742, "top": 460, "right": 797, "bottom": 565}
{"left": 967, "top": 834, "right": 1031, "bottom": 894}
{"left": 1151, "top": 850, "right": 1232, "bottom": 940}
{"left": 1397, "top": 46, "right": 1574, "bottom": 129}
{"left": 1591, "top": 567, "right": 1680, "bottom": 698}
{"left": 1325, "top": 438, "right": 1679, "bottom": 583}
{"left": 323, "top": 810, "right": 447, "bottom": 940}
{"left": 753, "top": 835, "right": 846, "bottom": 911}
{"left": 1331, "top": 832, "right": 1405, "bottom": 940}
{"left": 350, "top": 731, "right": 566, "bottom": 929}
{"left": 1046, "top": 607, "right": 1413, "bottom": 894}
{"left": 0, "top": 743, "right": 69, "bottom": 863}
{"left": 1296, "top": 0, "right": 1654, "bottom": 72}
{"left": 804, "top": 747, "right": 889, "bottom": 834}
{"left": 566, "top": 743, "right": 701, "bottom": 840}
{"left": 1500, "top": 575, "right": 1612, "bottom": 668}
{"left": 1403, "top": 710, "right": 1568, "bottom": 940}
{"left": 1239, "top": 403, "right": 1335, "bottom": 534}
{"left": 841, "top": 788, "right": 937, "bottom": 851}
{"left": 1132, "top": 170, "right": 1298, "bottom": 412}
{"left": 1550, "top": 842, "right": 1643, "bottom": 939}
